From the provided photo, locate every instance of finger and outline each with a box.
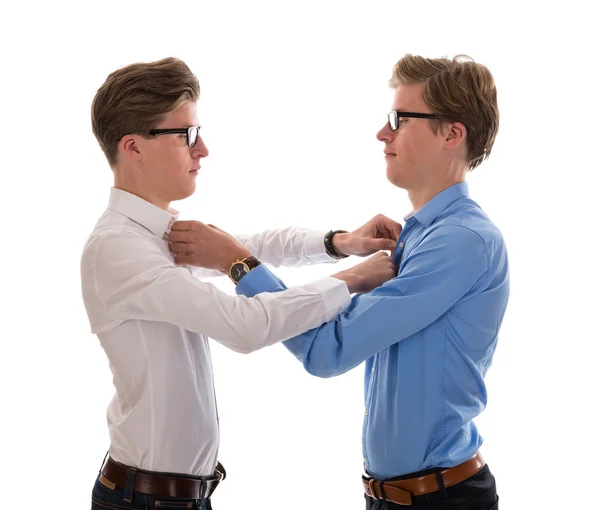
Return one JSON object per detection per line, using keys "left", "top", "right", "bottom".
{"left": 364, "top": 238, "right": 397, "bottom": 252}
{"left": 375, "top": 215, "right": 402, "bottom": 241}
{"left": 378, "top": 238, "right": 398, "bottom": 251}
{"left": 169, "top": 242, "right": 190, "bottom": 254}
{"left": 171, "top": 220, "right": 203, "bottom": 231}
{"left": 168, "top": 231, "right": 191, "bottom": 243}
{"left": 173, "top": 253, "right": 194, "bottom": 265}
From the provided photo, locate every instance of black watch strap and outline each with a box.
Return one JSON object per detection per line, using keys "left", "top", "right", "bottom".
{"left": 324, "top": 230, "right": 349, "bottom": 259}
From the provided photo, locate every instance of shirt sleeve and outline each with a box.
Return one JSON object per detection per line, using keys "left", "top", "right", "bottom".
{"left": 237, "top": 226, "right": 489, "bottom": 376}
{"left": 85, "top": 229, "right": 351, "bottom": 354}
{"left": 234, "top": 227, "right": 335, "bottom": 267}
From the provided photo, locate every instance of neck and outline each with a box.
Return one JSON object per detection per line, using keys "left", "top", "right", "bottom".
{"left": 114, "top": 172, "right": 170, "bottom": 211}
{"left": 407, "top": 174, "right": 465, "bottom": 213}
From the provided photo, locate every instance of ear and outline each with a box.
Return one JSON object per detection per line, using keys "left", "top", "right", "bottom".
{"left": 443, "top": 122, "right": 467, "bottom": 151}
{"left": 119, "top": 134, "right": 143, "bottom": 163}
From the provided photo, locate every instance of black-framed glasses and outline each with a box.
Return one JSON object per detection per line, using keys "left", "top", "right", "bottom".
{"left": 388, "top": 111, "right": 439, "bottom": 131}
{"left": 147, "top": 126, "right": 202, "bottom": 147}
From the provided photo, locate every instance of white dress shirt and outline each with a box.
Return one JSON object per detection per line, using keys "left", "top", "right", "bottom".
{"left": 80, "top": 188, "right": 351, "bottom": 476}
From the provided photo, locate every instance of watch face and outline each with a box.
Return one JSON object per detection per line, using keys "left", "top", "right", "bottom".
{"left": 231, "top": 262, "right": 249, "bottom": 282}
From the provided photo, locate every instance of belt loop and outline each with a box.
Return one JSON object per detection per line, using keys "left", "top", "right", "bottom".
{"left": 377, "top": 481, "right": 389, "bottom": 510}
{"left": 123, "top": 467, "right": 137, "bottom": 503}
{"left": 434, "top": 471, "right": 448, "bottom": 499}
{"left": 199, "top": 478, "right": 206, "bottom": 500}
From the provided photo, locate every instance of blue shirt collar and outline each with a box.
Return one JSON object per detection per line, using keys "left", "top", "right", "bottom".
{"left": 404, "top": 182, "right": 469, "bottom": 227}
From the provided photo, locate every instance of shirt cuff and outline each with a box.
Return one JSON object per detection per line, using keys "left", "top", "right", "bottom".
{"left": 235, "top": 264, "right": 285, "bottom": 296}
{"left": 303, "top": 230, "right": 339, "bottom": 264}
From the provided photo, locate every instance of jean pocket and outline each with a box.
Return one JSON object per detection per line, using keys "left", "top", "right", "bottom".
{"left": 452, "top": 485, "right": 498, "bottom": 510}
{"left": 91, "top": 477, "right": 142, "bottom": 510}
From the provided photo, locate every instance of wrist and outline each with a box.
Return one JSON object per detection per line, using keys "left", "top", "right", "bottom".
{"left": 332, "top": 269, "right": 360, "bottom": 293}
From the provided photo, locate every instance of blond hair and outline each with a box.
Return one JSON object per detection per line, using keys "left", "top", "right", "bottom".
{"left": 91, "top": 57, "right": 200, "bottom": 167}
{"left": 390, "top": 54, "right": 499, "bottom": 171}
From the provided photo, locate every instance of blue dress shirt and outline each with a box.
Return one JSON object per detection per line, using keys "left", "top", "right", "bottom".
{"left": 237, "top": 182, "right": 509, "bottom": 479}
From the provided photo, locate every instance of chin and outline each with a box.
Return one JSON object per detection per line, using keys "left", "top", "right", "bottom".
{"left": 386, "top": 167, "right": 407, "bottom": 190}
{"left": 172, "top": 187, "right": 196, "bottom": 202}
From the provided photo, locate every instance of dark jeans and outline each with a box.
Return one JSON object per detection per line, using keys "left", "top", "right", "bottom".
{"left": 365, "top": 464, "right": 498, "bottom": 510}
{"left": 90, "top": 474, "right": 213, "bottom": 510}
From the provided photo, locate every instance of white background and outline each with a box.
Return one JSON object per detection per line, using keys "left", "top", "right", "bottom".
{"left": 1, "top": 1, "right": 599, "bottom": 508}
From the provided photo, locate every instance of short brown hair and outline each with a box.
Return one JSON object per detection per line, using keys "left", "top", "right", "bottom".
{"left": 390, "top": 54, "right": 499, "bottom": 171}
{"left": 91, "top": 57, "right": 200, "bottom": 167}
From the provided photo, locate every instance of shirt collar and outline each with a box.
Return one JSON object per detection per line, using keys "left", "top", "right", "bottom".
{"left": 403, "top": 182, "right": 469, "bottom": 227}
{"left": 108, "top": 187, "right": 179, "bottom": 238}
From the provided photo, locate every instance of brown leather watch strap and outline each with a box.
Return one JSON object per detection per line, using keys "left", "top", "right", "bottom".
{"left": 242, "top": 256, "right": 261, "bottom": 270}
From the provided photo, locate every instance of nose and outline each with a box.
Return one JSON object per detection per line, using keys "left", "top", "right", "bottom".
{"left": 192, "top": 136, "right": 209, "bottom": 158}
{"left": 376, "top": 122, "right": 393, "bottom": 143}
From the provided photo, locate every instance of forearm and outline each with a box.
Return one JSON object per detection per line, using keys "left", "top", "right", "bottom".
{"left": 236, "top": 271, "right": 367, "bottom": 377}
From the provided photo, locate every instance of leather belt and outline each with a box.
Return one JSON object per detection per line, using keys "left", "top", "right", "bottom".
{"left": 100, "top": 456, "right": 225, "bottom": 500}
{"left": 363, "top": 451, "right": 485, "bottom": 506}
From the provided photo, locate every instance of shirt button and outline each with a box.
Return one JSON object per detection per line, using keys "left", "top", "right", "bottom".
{"left": 364, "top": 409, "right": 368, "bottom": 415}
{"left": 372, "top": 366, "right": 375, "bottom": 373}
{"left": 398, "top": 241, "right": 404, "bottom": 248}
{"left": 363, "top": 457, "right": 367, "bottom": 463}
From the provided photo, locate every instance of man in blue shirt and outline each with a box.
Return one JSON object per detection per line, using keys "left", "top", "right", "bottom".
{"left": 176, "top": 53, "right": 507, "bottom": 510}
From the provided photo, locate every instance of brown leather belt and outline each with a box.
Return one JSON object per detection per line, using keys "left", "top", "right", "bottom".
{"left": 100, "top": 456, "right": 225, "bottom": 501}
{"left": 363, "top": 451, "right": 485, "bottom": 506}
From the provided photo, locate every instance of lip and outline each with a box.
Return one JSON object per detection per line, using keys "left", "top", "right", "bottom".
{"left": 384, "top": 152, "right": 396, "bottom": 156}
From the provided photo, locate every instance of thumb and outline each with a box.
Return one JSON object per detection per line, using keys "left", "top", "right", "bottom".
{"left": 371, "top": 238, "right": 397, "bottom": 251}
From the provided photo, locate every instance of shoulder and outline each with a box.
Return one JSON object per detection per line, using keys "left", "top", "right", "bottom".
{"left": 81, "top": 226, "right": 163, "bottom": 272}
{"left": 435, "top": 198, "right": 505, "bottom": 251}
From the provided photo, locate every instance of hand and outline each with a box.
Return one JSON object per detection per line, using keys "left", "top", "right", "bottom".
{"left": 333, "top": 214, "right": 403, "bottom": 257}
{"left": 332, "top": 252, "right": 397, "bottom": 294}
{"left": 168, "top": 221, "right": 252, "bottom": 271}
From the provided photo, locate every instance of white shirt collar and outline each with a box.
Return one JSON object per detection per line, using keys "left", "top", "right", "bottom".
{"left": 107, "top": 187, "right": 179, "bottom": 238}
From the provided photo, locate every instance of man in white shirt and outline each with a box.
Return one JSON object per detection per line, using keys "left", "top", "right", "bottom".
{"left": 83, "top": 56, "right": 401, "bottom": 510}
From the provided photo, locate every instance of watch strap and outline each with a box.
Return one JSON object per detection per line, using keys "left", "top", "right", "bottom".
{"left": 324, "top": 230, "right": 349, "bottom": 259}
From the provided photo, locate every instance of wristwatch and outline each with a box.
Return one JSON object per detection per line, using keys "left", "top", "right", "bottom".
{"left": 324, "top": 229, "right": 349, "bottom": 259}
{"left": 228, "top": 256, "right": 262, "bottom": 284}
